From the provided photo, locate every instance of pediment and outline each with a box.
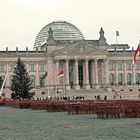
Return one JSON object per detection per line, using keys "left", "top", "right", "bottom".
{"left": 53, "top": 40, "right": 106, "bottom": 56}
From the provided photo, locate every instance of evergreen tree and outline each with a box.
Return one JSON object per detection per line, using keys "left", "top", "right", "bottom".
{"left": 10, "top": 57, "right": 33, "bottom": 100}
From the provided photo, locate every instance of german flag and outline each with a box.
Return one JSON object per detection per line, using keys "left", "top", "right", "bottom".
{"left": 57, "top": 71, "right": 64, "bottom": 76}
{"left": 134, "top": 43, "right": 140, "bottom": 63}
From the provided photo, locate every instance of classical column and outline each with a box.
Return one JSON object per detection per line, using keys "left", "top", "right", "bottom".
{"left": 74, "top": 59, "right": 80, "bottom": 90}
{"left": 123, "top": 61, "right": 127, "bottom": 85}
{"left": 85, "top": 59, "right": 90, "bottom": 89}
{"left": 104, "top": 59, "right": 109, "bottom": 86}
{"left": 65, "top": 59, "right": 70, "bottom": 90}
{"left": 115, "top": 61, "right": 118, "bottom": 85}
{"left": 55, "top": 60, "right": 59, "bottom": 96}
{"left": 91, "top": 60, "right": 94, "bottom": 88}
{"left": 101, "top": 61, "right": 104, "bottom": 85}
{"left": 3, "top": 63, "right": 9, "bottom": 90}
{"left": 45, "top": 63, "right": 48, "bottom": 86}
{"left": 55, "top": 60, "right": 59, "bottom": 85}
{"left": 36, "top": 62, "right": 40, "bottom": 87}
{"left": 5, "top": 63, "right": 10, "bottom": 97}
{"left": 26, "top": 62, "right": 29, "bottom": 73}
{"left": 94, "top": 59, "right": 98, "bottom": 88}
{"left": 132, "top": 62, "right": 136, "bottom": 85}
{"left": 5, "top": 63, "right": 8, "bottom": 87}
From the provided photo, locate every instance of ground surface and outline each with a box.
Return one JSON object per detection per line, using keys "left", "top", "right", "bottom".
{"left": 0, "top": 107, "right": 140, "bottom": 140}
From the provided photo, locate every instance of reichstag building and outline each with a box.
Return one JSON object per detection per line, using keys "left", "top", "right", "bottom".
{"left": 0, "top": 21, "right": 139, "bottom": 99}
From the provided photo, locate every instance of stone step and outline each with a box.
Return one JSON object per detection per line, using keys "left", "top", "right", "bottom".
{"left": 65, "top": 88, "right": 110, "bottom": 100}
{"left": 67, "top": 88, "right": 108, "bottom": 94}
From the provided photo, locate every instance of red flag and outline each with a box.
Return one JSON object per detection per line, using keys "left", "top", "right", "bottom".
{"left": 134, "top": 43, "right": 140, "bottom": 63}
{"left": 57, "top": 71, "right": 64, "bottom": 76}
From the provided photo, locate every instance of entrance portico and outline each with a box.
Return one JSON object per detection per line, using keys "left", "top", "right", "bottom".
{"left": 55, "top": 57, "right": 108, "bottom": 90}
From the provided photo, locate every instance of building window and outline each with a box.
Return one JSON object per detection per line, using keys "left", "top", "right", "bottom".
{"left": 29, "top": 64, "right": 35, "bottom": 72}
{"left": 31, "top": 92, "right": 35, "bottom": 96}
{"left": 40, "top": 64, "right": 45, "bottom": 72}
{"left": 136, "top": 73, "right": 140, "bottom": 85}
{"left": 9, "top": 64, "right": 15, "bottom": 72}
{"left": 135, "top": 63, "right": 140, "bottom": 70}
{"left": 118, "top": 62, "right": 123, "bottom": 70}
{"left": 109, "top": 62, "right": 114, "bottom": 70}
{"left": 42, "top": 92, "right": 45, "bottom": 95}
{"left": 40, "top": 75, "right": 45, "bottom": 88}
{"left": 109, "top": 73, "right": 114, "bottom": 85}
{"left": 0, "top": 64, "right": 5, "bottom": 72}
{"left": 118, "top": 73, "right": 123, "bottom": 85}
{"left": 127, "top": 73, "right": 131, "bottom": 85}
{"left": 126, "top": 63, "right": 132, "bottom": 70}
{"left": 9, "top": 75, "right": 13, "bottom": 86}
{"left": 30, "top": 75, "right": 35, "bottom": 88}
{"left": 78, "top": 61, "right": 83, "bottom": 87}
{"left": 59, "top": 62, "right": 64, "bottom": 69}
{"left": 69, "top": 61, "right": 73, "bottom": 88}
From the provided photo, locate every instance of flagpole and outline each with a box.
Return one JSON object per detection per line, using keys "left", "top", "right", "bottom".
{"left": 116, "top": 31, "right": 119, "bottom": 44}
{"left": 116, "top": 34, "right": 117, "bottom": 44}
{"left": 0, "top": 73, "right": 8, "bottom": 96}
{"left": 47, "top": 77, "right": 50, "bottom": 98}
{"left": 63, "top": 76, "right": 65, "bottom": 96}
{"left": 48, "top": 84, "right": 49, "bottom": 97}
{"left": 56, "top": 71, "right": 64, "bottom": 96}
{"left": 56, "top": 76, "right": 58, "bottom": 97}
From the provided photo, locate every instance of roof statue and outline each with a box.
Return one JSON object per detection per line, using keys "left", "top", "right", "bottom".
{"left": 99, "top": 27, "right": 107, "bottom": 45}
{"left": 47, "top": 27, "right": 56, "bottom": 45}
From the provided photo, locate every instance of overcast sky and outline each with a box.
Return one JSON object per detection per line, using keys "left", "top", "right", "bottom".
{"left": 0, "top": 0, "right": 140, "bottom": 50}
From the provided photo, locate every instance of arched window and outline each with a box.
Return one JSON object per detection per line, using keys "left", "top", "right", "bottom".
{"left": 39, "top": 64, "right": 45, "bottom": 72}
{"left": 127, "top": 73, "right": 131, "bottom": 85}
{"left": 136, "top": 63, "right": 140, "bottom": 70}
{"left": 29, "top": 63, "right": 35, "bottom": 72}
{"left": 109, "top": 73, "right": 114, "bottom": 85}
{"left": 118, "top": 73, "right": 123, "bottom": 85}
{"left": 109, "top": 62, "right": 114, "bottom": 70}
{"left": 9, "top": 64, "right": 16, "bottom": 72}
{"left": 9, "top": 75, "right": 13, "bottom": 86}
{"left": 0, "top": 63, "right": 5, "bottom": 72}
{"left": 136, "top": 73, "right": 140, "bottom": 85}
{"left": 118, "top": 61, "right": 123, "bottom": 70}
{"left": 30, "top": 75, "right": 35, "bottom": 88}
{"left": 126, "top": 62, "right": 132, "bottom": 70}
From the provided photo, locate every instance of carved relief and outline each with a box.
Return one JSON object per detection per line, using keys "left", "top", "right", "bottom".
{"left": 53, "top": 40, "right": 106, "bottom": 56}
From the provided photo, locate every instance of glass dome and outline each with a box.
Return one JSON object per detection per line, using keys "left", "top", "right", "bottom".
{"left": 34, "top": 21, "right": 84, "bottom": 48}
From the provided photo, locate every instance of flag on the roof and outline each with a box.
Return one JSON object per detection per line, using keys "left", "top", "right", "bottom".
{"left": 134, "top": 43, "right": 140, "bottom": 63}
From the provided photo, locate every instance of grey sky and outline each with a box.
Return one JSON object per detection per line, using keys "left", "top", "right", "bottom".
{"left": 0, "top": 0, "right": 140, "bottom": 50}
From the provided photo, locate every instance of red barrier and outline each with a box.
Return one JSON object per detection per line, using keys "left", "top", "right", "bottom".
{"left": 1, "top": 100, "right": 140, "bottom": 118}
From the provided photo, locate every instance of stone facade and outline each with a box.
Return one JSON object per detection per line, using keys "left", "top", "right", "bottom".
{"left": 0, "top": 21, "right": 140, "bottom": 99}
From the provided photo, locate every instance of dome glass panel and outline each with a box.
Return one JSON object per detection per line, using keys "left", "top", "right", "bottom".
{"left": 34, "top": 21, "right": 84, "bottom": 48}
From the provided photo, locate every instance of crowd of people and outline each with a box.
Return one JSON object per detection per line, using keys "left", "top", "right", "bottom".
{"left": 34, "top": 95, "right": 113, "bottom": 101}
